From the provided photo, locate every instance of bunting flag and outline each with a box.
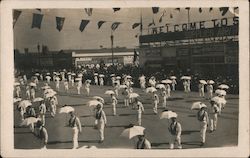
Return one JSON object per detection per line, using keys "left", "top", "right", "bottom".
{"left": 113, "top": 8, "right": 121, "bottom": 12}
{"left": 111, "top": 22, "right": 121, "bottom": 31}
{"left": 219, "top": 7, "right": 229, "bottom": 16}
{"left": 56, "top": 17, "right": 65, "bottom": 32}
{"left": 79, "top": 20, "right": 90, "bottom": 32}
{"left": 152, "top": 7, "right": 159, "bottom": 14}
{"left": 31, "top": 13, "right": 43, "bottom": 29}
{"left": 209, "top": 7, "right": 213, "bottom": 12}
{"left": 97, "top": 21, "right": 106, "bottom": 29}
{"left": 175, "top": 8, "right": 180, "bottom": 12}
{"left": 132, "top": 23, "right": 141, "bottom": 29}
{"left": 13, "top": 10, "right": 22, "bottom": 28}
{"left": 199, "top": 8, "right": 202, "bottom": 13}
{"left": 85, "top": 8, "right": 93, "bottom": 16}
{"left": 148, "top": 18, "right": 155, "bottom": 27}
{"left": 159, "top": 10, "right": 166, "bottom": 23}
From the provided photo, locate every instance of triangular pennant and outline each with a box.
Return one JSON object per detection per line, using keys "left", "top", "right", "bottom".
{"left": 159, "top": 10, "right": 166, "bottom": 23}
{"left": 79, "top": 20, "right": 90, "bottom": 32}
{"left": 111, "top": 22, "right": 121, "bottom": 31}
{"left": 132, "top": 23, "right": 141, "bottom": 29}
{"left": 113, "top": 8, "right": 121, "bottom": 12}
{"left": 152, "top": 7, "right": 159, "bottom": 14}
{"left": 175, "top": 8, "right": 180, "bottom": 12}
{"left": 98, "top": 21, "right": 106, "bottom": 29}
{"left": 56, "top": 17, "right": 65, "bottom": 32}
{"left": 31, "top": 13, "right": 43, "bottom": 29}
{"left": 85, "top": 8, "right": 93, "bottom": 16}
{"left": 199, "top": 8, "right": 202, "bottom": 13}
{"left": 219, "top": 7, "right": 229, "bottom": 16}
{"left": 13, "top": 10, "right": 22, "bottom": 28}
{"left": 209, "top": 8, "right": 213, "bottom": 12}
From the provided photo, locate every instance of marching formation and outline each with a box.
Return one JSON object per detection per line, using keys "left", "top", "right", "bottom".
{"left": 14, "top": 69, "right": 230, "bottom": 149}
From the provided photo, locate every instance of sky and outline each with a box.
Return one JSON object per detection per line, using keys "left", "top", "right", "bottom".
{"left": 13, "top": 7, "right": 237, "bottom": 52}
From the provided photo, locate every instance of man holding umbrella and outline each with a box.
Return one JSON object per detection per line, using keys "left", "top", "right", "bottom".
{"left": 168, "top": 115, "right": 182, "bottom": 149}
{"left": 197, "top": 106, "right": 209, "bottom": 146}
{"left": 133, "top": 98, "right": 144, "bottom": 126}
{"left": 69, "top": 111, "right": 82, "bottom": 149}
{"left": 95, "top": 104, "right": 107, "bottom": 143}
{"left": 136, "top": 134, "right": 151, "bottom": 149}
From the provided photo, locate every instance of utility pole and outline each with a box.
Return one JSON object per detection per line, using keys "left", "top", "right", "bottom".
{"left": 111, "top": 31, "right": 114, "bottom": 65}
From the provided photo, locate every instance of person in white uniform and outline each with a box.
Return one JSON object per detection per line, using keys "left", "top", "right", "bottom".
{"left": 35, "top": 120, "right": 48, "bottom": 149}
{"left": 162, "top": 89, "right": 167, "bottom": 108}
{"left": 30, "top": 86, "right": 36, "bottom": 100}
{"left": 64, "top": 79, "right": 69, "bottom": 93}
{"left": 171, "top": 79, "right": 177, "bottom": 91}
{"left": 166, "top": 84, "right": 171, "bottom": 98}
{"left": 85, "top": 80, "right": 91, "bottom": 96}
{"left": 136, "top": 135, "right": 151, "bottom": 149}
{"left": 134, "top": 98, "right": 144, "bottom": 126}
{"left": 69, "top": 111, "right": 82, "bottom": 149}
{"left": 139, "top": 75, "right": 146, "bottom": 89}
{"left": 15, "top": 85, "right": 21, "bottom": 98}
{"left": 168, "top": 117, "right": 182, "bottom": 149}
{"left": 94, "top": 75, "right": 98, "bottom": 85}
{"left": 153, "top": 92, "right": 159, "bottom": 114}
{"left": 39, "top": 100, "right": 47, "bottom": 125}
{"left": 209, "top": 100, "right": 220, "bottom": 132}
{"left": 76, "top": 80, "right": 82, "bottom": 95}
{"left": 95, "top": 104, "right": 107, "bottom": 143}
{"left": 206, "top": 83, "right": 213, "bottom": 99}
{"left": 199, "top": 83, "right": 205, "bottom": 97}
{"left": 99, "top": 76, "right": 104, "bottom": 86}
{"left": 25, "top": 86, "right": 31, "bottom": 99}
{"left": 197, "top": 107, "right": 209, "bottom": 146}
{"left": 111, "top": 93, "right": 118, "bottom": 116}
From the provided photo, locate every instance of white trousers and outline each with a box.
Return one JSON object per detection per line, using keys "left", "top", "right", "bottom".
{"left": 97, "top": 120, "right": 105, "bottom": 141}
{"left": 77, "top": 87, "right": 81, "bottom": 94}
{"left": 137, "top": 112, "right": 142, "bottom": 126}
{"left": 169, "top": 134, "right": 182, "bottom": 149}
{"left": 153, "top": 101, "right": 158, "bottom": 113}
{"left": 72, "top": 127, "right": 79, "bottom": 149}
{"left": 86, "top": 88, "right": 90, "bottom": 96}
{"left": 200, "top": 121, "right": 207, "bottom": 143}
{"left": 210, "top": 113, "right": 218, "bottom": 131}
{"left": 112, "top": 103, "right": 116, "bottom": 115}
{"left": 199, "top": 89, "right": 205, "bottom": 97}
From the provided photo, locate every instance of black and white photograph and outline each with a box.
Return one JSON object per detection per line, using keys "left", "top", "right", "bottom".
{"left": 1, "top": 0, "right": 249, "bottom": 157}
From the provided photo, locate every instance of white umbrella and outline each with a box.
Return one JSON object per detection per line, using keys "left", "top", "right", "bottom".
{"left": 211, "top": 96, "right": 227, "bottom": 105}
{"left": 110, "top": 74, "right": 115, "bottom": 77}
{"left": 78, "top": 74, "right": 83, "bottom": 77}
{"left": 170, "top": 76, "right": 177, "bottom": 80}
{"left": 55, "top": 77, "right": 60, "bottom": 81}
{"left": 218, "top": 84, "right": 229, "bottom": 89}
{"left": 29, "top": 82, "right": 36, "bottom": 87}
{"left": 181, "top": 76, "right": 191, "bottom": 80}
{"left": 71, "top": 73, "right": 76, "bottom": 76}
{"left": 59, "top": 106, "right": 74, "bottom": 113}
{"left": 119, "top": 85, "right": 127, "bottom": 89}
{"left": 87, "top": 100, "right": 103, "bottom": 108}
{"left": 161, "top": 79, "right": 172, "bottom": 84}
{"left": 199, "top": 80, "right": 207, "bottom": 84}
{"left": 207, "top": 80, "right": 215, "bottom": 84}
{"left": 41, "top": 85, "right": 51, "bottom": 90}
{"left": 45, "top": 76, "right": 51, "bottom": 79}
{"left": 116, "top": 76, "right": 121, "bottom": 80}
{"left": 18, "top": 100, "right": 32, "bottom": 109}
{"left": 92, "top": 96, "right": 105, "bottom": 104}
{"left": 215, "top": 89, "right": 227, "bottom": 96}
{"left": 105, "top": 90, "right": 115, "bottom": 95}
{"left": 67, "top": 72, "right": 72, "bottom": 75}
{"left": 14, "top": 98, "right": 22, "bottom": 103}
{"left": 45, "top": 91, "right": 57, "bottom": 98}
{"left": 35, "top": 73, "right": 40, "bottom": 76}
{"left": 156, "top": 84, "right": 166, "bottom": 89}
{"left": 75, "top": 78, "right": 82, "bottom": 81}
{"left": 14, "top": 82, "right": 20, "bottom": 86}
{"left": 94, "top": 73, "right": 98, "bottom": 76}
{"left": 33, "top": 97, "right": 44, "bottom": 102}
{"left": 86, "top": 79, "right": 92, "bottom": 83}
{"left": 160, "top": 111, "right": 178, "bottom": 119}
{"left": 146, "top": 87, "right": 157, "bottom": 93}
{"left": 20, "top": 117, "right": 40, "bottom": 126}
{"left": 46, "top": 73, "right": 50, "bottom": 75}
{"left": 44, "top": 88, "right": 55, "bottom": 94}
{"left": 99, "top": 74, "right": 104, "bottom": 78}
{"left": 191, "top": 102, "right": 207, "bottom": 110}
{"left": 126, "top": 75, "right": 132, "bottom": 79}
{"left": 128, "top": 93, "right": 139, "bottom": 98}
{"left": 120, "top": 126, "right": 145, "bottom": 139}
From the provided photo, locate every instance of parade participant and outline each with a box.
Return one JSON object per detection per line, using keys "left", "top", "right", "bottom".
{"left": 168, "top": 117, "right": 182, "bottom": 149}
{"left": 25, "top": 86, "right": 30, "bottom": 99}
{"left": 94, "top": 74, "right": 98, "bottom": 85}
{"left": 23, "top": 74, "right": 27, "bottom": 83}
{"left": 85, "top": 80, "right": 91, "bottom": 96}
{"left": 136, "top": 135, "right": 151, "bottom": 149}
{"left": 187, "top": 79, "right": 191, "bottom": 92}
{"left": 116, "top": 77, "right": 121, "bottom": 86}
{"left": 34, "top": 76, "right": 39, "bottom": 84}
{"left": 55, "top": 77, "right": 60, "bottom": 91}
{"left": 71, "top": 75, "right": 75, "bottom": 87}
{"left": 76, "top": 80, "right": 82, "bottom": 95}
{"left": 209, "top": 100, "right": 220, "bottom": 132}
{"left": 49, "top": 97, "right": 57, "bottom": 117}
{"left": 30, "top": 86, "right": 36, "bottom": 100}
{"left": 197, "top": 106, "right": 209, "bottom": 146}
{"left": 39, "top": 100, "right": 46, "bottom": 125}
{"left": 95, "top": 104, "right": 107, "bottom": 143}
{"left": 134, "top": 98, "right": 144, "bottom": 126}
{"left": 114, "top": 82, "right": 119, "bottom": 97}
{"left": 153, "top": 91, "right": 159, "bottom": 114}
{"left": 171, "top": 79, "right": 177, "bottom": 91}
{"left": 183, "top": 80, "right": 188, "bottom": 92}
{"left": 68, "top": 111, "right": 82, "bottom": 149}
{"left": 149, "top": 76, "right": 156, "bottom": 87}
{"left": 99, "top": 76, "right": 104, "bottom": 86}
{"left": 123, "top": 87, "right": 130, "bottom": 107}
{"left": 64, "top": 79, "right": 69, "bottom": 93}
{"left": 139, "top": 74, "right": 146, "bottom": 89}
{"left": 26, "top": 106, "right": 36, "bottom": 133}
{"left": 207, "top": 82, "right": 213, "bottom": 99}
{"left": 111, "top": 93, "right": 118, "bottom": 116}
{"left": 35, "top": 120, "right": 48, "bottom": 149}
{"left": 111, "top": 75, "right": 116, "bottom": 87}
{"left": 46, "top": 75, "right": 51, "bottom": 84}
{"left": 162, "top": 89, "right": 167, "bottom": 108}
{"left": 40, "top": 74, "right": 43, "bottom": 81}
{"left": 199, "top": 83, "right": 205, "bottom": 97}
{"left": 166, "top": 84, "right": 171, "bottom": 98}
{"left": 15, "top": 85, "right": 21, "bottom": 98}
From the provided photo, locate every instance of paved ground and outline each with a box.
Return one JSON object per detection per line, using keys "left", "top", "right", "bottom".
{"left": 14, "top": 81, "right": 238, "bottom": 149}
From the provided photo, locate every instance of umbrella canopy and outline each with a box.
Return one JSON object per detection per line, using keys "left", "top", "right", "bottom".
{"left": 215, "top": 89, "right": 227, "bottom": 96}
{"left": 14, "top": 98, "right": 22, "bottom": 103}
{"left": 20, "top": 117, "right": 40, "bottom": 126}
{"left": 71, "top": 73, "right": 76, "bottom": 76}
{"left": 59, "top": 106, "right": 75, "bottom": 113}
{"left": 120, "top": 126, "right": 145, "bottom": 139}
{"left": 44, "top": 88, "right": 55, "bottom": 94}
{"left": 75, "top": 78, "right": 82, "bottom": 81}
{"left": 41, "top": 85, "right": 51, "bottom": 90}
{"left": 29, "top": 82, "right": 37, "bottom": 87}
{"left": 87, "top": 100, "right": 103, "bottom": 108}
{"left": 156, "top": 84, "right": 166, "bottom": 89}
{"left": 55, "top": 77, "right": 60, "bottom": 81}
{"left": 33, "top": 97, "right": 44, "bottom": 102}
{"left": 67, "top": 72, "right": 72, "bottom": 75}
{"left": 116, "top": 76, "right": 121, "bottom": 80}
{"left": 211, "top": 96, "right": 227, "bottom": 105}
{"left": 110, "top": 74, "right": 115, "bottom": 77}
{"left": 18, "top": 100, "right": 32, "bottom": 109}
{"left": 46, "top": 73, "right": 50, "bottom": 75}
{"left": 199, "top": 80, "right": 207, "bottom": 84}
{"left": 44, "top": 91, "right": 57, "bottom": 98}
{"left": 105, "top": 90, "right": 115, "bottom": 95}
{"left": 94, "top": 73, "right": 98, "bottom": 76}
{"left": 35, "top": 73, "right": 40, "bottom": 76}
{"left": 181, "top": 76, "right": 191, "bottom": 80}
{"left": 218, "top": 84, "right": 229, "bottom": 89}
{"left": 14, "top": 82, "right": 20, "bottom": 86}
{"left": 99, "top": 74, "right": 104, "bottom": 77}
{"left": 161, "top": 79, "right": 173, "bottom": 84}
{"left": 146, "top": 87, "right": 157, "bottom": 93}
{"left": 160, "top": 111, "right": 178, "bottom": 119}
{"left": 78, "top": 74, "right": 83, "bottom": 77}
{"left": 92, "top": 96, "right": 105, "bottom": 104}
{"left": 191, "top": 102, "right": 207, "bottom": 110}
{"left": 170, "top": 76, "right": 177, "bottom": 80}
{"left": 119, "top": 85, "right": 127, "bottom": 89}
{"left": 128, "top": 93, "right": 139, "bottom": 98}
{"left": 207, "top": 80, "right": 215, "bottom": 84}
{"left": 45, "top": 76, "right": 51, "bottom": 79}
{"left": 126, "top": 75, "right": 132, "bottom": 79}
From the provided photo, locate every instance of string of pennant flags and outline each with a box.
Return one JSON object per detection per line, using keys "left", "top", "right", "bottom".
{"left": 13, "top": 7, "right": 238, "bottom": 32}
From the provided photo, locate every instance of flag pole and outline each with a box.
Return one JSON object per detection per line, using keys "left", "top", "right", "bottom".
{"left": 111, "top": 30, "right": 114, "bottom": 66}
